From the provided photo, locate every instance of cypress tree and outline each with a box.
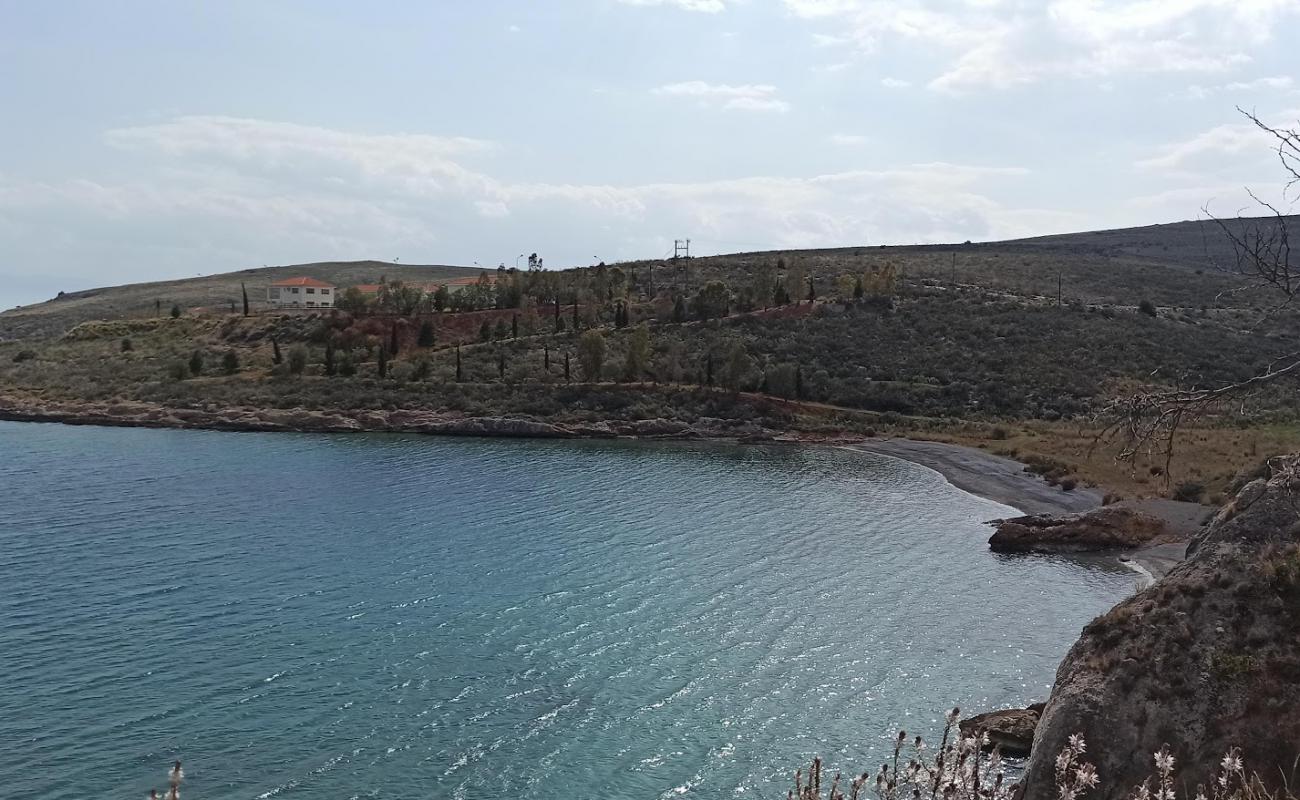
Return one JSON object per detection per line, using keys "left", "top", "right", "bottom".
{"left": 672, "top": 295, "right": 687, "bottom": 323}
{"left": 705, "top": 353, "right": 713, "bottom": 387}
{"left": 554, "top": 294, "right": 561, "bottom": 332}
{"left": 544, "top": 345, "right": 550, "bottom": 372}
{"left": 455, "top": 344, "right": 462, "bottom": 382}
{"left": 807, "top": 277, "right": 816, "bottom": 303}
{"left": 795, "top": 365, "right": 804, "bottom": 399}
{"left": 155, "top": 299, "right": 161, "bottom": 317}
{"left": 417, "top": 319, "right": 435, "bottom": 347}
{"left": 564, "top": 351, "right": 571, "bottom": 383}
{"left": 389, "top": 323, "right": 400, "bottom": 356}
{"left": 511, "top": 313, "right": 518, "bottom": 339}
{"left": 272, "top": 337, "right": 283, "bottom": 365}
{"left": 324, "top": 340, "right": 336, "bottom": 376}
{"left": 378, "top": 344, "right": 388, "bottom": 378}
{"left": 497, "top": 349, "right": 506, "bottom": 380}
{"left": 241, "top": 282, "right": 250, "bottom": 316}
{"left": 572, "top": 296, "right": 579, "bottom": 331}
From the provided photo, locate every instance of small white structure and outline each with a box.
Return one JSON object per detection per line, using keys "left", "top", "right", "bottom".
{"left": 267, "top": 277, "right": 336, "bottom": 308}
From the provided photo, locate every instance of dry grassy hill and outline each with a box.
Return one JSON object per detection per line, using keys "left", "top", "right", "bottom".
{"left": 618, "top": 215, "right": 1296, "bottom": 312}
{"left": 0, "top": 260, "right": 480, "bottom": 341}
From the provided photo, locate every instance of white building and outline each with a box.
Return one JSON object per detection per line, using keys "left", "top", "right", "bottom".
{"left": 267, "top": 277, "right": 336, "bottom": 308}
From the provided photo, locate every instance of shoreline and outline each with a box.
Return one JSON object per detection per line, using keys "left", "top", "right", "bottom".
{"left": 844, "top": 438, "right": 1103, "bottom": 516}
{"left": 844, "top": 439, "right": 1203, "bottom": 582}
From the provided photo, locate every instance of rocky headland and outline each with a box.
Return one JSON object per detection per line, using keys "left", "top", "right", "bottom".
{"left": 1019, "top": 456, "right": 1300, "bottom": 800}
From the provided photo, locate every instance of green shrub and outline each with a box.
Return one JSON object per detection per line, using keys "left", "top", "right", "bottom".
{"left": 221, "top": 350, "right": 239, "bottom": 375}
{"left": 120, "top": 338, "right": 133, "bottom": 352}
{"left": 188, "top": 350, "right": 204, "bottom": 376}
{"left": 417, "top": 320, "right": 436, "bottom": 347}
{"left": 166, "top": 360, "right": 188, "bottom": 381}
{"left": 337, "top": 350, "right": 357, "bottom": 377}
{"left": 287, "top": 346, "right": 308, "bottom": 375}
{"left": 12, "top": 349, "right": 36, "bottom": 363}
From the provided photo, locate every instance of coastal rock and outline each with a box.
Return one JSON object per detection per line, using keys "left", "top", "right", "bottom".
{"left": 628, "top": 418, "right": 692, "bottom": 437}
{"left": 568, "top": 421, "right": 620, "bottom": 438}
{"left": 959, "top": 703, "right": 1043, "bottom": 757}
{"left": 1019, "top": 457, "right": 1300, "bottom": 800}
{"left": 988, "top": 506, "right": 1178, "bottom": 553}
{"left": 426, "top": 417, "right": 575, "bottom": 438}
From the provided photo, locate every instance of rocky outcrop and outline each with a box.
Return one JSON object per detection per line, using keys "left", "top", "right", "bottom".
{"left": 1020, "top": 457, "right": 1300, "bottom": 800}
{"left": 959, "top": 703, "right": 1044, "bottom": 757}
{"left": 989, "top": 506, "right": 1181, "bottom": 553}
{"left": 0, "top": 396, "right": 777, "bottom": 442}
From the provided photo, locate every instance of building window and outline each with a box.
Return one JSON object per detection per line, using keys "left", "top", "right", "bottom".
{"left": 321, "top": 288, "right": 331, "bottom": 295}
{"left": 307, "top": 301, "right": 316, "bottom": 307}
{"left": 306, "top": 287, "right": 315, "bottom": 294}
{"left": 291, "top": 287, "right": 300, "bottom": 293}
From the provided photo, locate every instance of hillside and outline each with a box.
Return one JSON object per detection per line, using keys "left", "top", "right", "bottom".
{"left": 0, "top": 260, "right": 480, "bottom": 341}
{"left": 2, "top": 215, "right": 1298, "bottom": 501}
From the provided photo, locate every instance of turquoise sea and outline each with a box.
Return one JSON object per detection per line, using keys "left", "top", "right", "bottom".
{"left": 0, "top": 421, "right": 1134, "bottom": 798}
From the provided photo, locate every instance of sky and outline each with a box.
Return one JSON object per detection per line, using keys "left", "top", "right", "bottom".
{"left": 1, "top": 1, "right": 1298, "bottom": 309}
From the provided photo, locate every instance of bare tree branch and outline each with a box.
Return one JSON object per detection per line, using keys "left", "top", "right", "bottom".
{"left": 1104, "top": 109, "right": 1299, "bottom": 479}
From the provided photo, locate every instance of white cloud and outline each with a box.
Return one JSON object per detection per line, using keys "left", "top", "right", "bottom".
{"left": 475, "top": 200, "right": 511, "bottom": 218}
{"left": 1137, "top": 109, "right": 1300, "bottom": 172}
{"left": 780, "top": 0, "right": 1300, "bottom": 92}
{"left": 616, "top": 0, "right": 731, "bottom": 12}
{"left": 828, "top": 133, "right": 868, "bottom": 146}
{"left": 652, "top": 81, "right": 791, "bottom": 112}
{"left": 0, "top": 115, "right": 1066, "bottom": 299}
{"left": 880, "top": 77, "right": 911, "bottom": 88}
{"left": 1225, "top": 75, "right": 1296, "bottom": 91}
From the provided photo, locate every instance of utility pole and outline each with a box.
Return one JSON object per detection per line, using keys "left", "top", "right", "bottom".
{"left": 951, "top": 252, "right": 956, "bottom": 286}
{"left": 1057, "top": 271, "right": 1062, "bottom": 307}
{"left": 674, "top": 239, "right": 691, "bottom": 292}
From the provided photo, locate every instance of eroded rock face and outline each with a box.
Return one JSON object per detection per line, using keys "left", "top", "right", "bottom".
{"left": 989, "top": 506, "right": 1178, "bottom": 553}
{"left": 1020, "top": 459, "right": 1300, "bottom": 800}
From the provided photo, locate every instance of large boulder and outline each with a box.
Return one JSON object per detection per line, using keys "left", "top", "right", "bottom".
{"left": 1020, "top": 457, "right": 1300, "bottom": 800}
{"left": 989, "top": 506, "right": 1179, "bottom": 553}
{"left": 959, "top": 703, "right": 1044, "bottom": 757}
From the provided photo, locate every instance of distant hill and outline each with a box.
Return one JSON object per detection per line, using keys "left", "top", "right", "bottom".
{"left": 995, "top": 215, "right": 1298, "bottom": 271}
{"left": 4, "top": 214, "right": 1293, "bottom": 341}
{"left": 0, "top": 260, "right": 481, "bottom": 340}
